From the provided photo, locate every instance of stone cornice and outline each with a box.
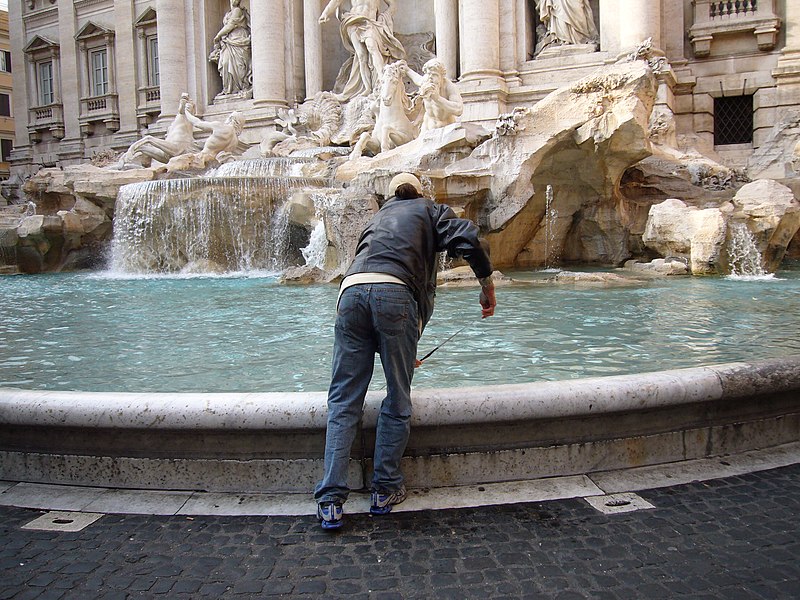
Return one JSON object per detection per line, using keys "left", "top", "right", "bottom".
{"left": 22, "top": 5, "right": 57, "bottom": 31}
{"left": 74, "top": 0, "right": 113, "bottom": 11}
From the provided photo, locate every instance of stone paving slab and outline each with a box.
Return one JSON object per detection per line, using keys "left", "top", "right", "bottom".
{"left": 0, "top": 483, "right": 106, "bottom": 512}
{"left": 591, "top": 441, "right": 800, "bottom": 494}
{"left": 1, "top": 464, "right": 798, "bottom": 599}
{"left": 82, "top": 490, "right": 194, "bottom": 516}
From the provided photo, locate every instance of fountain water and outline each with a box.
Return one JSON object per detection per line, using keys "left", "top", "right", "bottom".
{"left": 110, "top": 159, "right": 331, "bottom": 274}
{"left": 727, "top": 222, "right": 767, "bottom": 277}
{"left": 301, "top": 221, "right": 328, "bottom": 269}
{"left": 543, "top": 184, "right": 559, "bottom": 270}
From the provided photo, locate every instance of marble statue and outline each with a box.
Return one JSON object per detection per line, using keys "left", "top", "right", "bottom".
{"left": 319, "top": 0, "right": 406, "bottom": 101}
{"left": 350, "top": 61, "right": 417, "bottom": 158}
{"left": 116, "top": 93, "right": 198, "bottom": 169}
{"left": 536, "top": 0, "right": 599, "bottom": 50}
{"left": 404, "top": 58, "right": 463, "bottom": 133}
{"left": 166, "top": 109, "right": 245, "bottom": 170}
{"left": 209, "top": 0, "right": 253, "bottom": 97}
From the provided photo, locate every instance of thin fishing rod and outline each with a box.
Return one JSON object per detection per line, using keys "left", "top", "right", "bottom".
{"left": 419, "top": 325, "right": 468, "bottom": 363}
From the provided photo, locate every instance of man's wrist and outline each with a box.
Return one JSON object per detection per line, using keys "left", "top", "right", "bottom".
{"left": 479, "top": 275, "right": 493, "bottom": 288}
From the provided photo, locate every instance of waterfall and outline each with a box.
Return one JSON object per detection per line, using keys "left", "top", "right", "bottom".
{"left": 301, "top": 221, "right": 328, "bottom": 269}
{"left": 110, "top": 175, "right": 326, "bottom": 274}
{"left": 727, "top": 222, "right": 766, "bottom": 277}
{"left": 207, "top": 157, "right": 318, "bottom": 178}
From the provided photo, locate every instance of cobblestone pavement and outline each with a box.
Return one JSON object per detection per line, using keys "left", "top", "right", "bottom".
{"left": 1, "top": 464, "right": 798, "bottom": 599}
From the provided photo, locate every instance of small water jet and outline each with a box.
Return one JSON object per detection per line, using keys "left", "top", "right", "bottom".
{"left": 544, "top": 184, "right": 560, "bottom": 270}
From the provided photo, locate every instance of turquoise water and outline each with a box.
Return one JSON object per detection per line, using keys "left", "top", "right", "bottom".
{"left": 1, "top": 265, "right": 799, "bottom": 392}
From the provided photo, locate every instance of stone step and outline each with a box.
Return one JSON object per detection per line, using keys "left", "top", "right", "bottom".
{"left": 0, "top": 217, "right": 22, "bottom": 228}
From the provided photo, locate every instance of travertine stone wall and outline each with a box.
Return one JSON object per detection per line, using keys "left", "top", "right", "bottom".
{"left": 6, "top": 0, "right": 799, "bottom": 174}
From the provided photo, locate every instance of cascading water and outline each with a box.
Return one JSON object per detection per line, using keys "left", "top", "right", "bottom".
{"left": 207, "top": 157, "right": 317, "bottom": 178}
{"left": 727, "top": 222, "right": 766, "bottom": 277}
{"left": 301, "top": 221, "right": 328, "bottom": 269}
{"left": 110, "top": 159, "right": 331, "bottom": 274}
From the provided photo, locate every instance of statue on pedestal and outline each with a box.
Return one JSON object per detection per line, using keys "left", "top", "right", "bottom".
{"left": 319, "top": 0, "right": 406, "bottom": 101}
{"left": 209, "top": 0, "right": 253, "bottom": 98}
{"left": 535, "top": 0, "right": 599, "bottom": 54}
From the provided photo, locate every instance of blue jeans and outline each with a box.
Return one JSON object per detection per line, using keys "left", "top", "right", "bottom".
{"left": 314, "top": 283, "right": 419, "bottom": 504}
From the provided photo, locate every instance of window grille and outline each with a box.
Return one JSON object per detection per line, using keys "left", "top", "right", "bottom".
{"left": 714, "top": 95, "right": 753, "bottom": 145}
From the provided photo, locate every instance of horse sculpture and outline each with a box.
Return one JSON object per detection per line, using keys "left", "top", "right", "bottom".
{"left": 350, "top": 61, "right": 419, "bottom": 159}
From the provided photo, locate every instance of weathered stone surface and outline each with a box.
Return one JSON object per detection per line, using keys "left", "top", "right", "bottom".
{"left": 553, "top": 271, "right": 642, "bottom": 286}
{"left": 731, "top": 179, "right": 800, "bottom": 272}
{"left": 746, "top": 109, "right": 800, "bottom": 180}
{"left": 642, "top": 198, "right": 731, "bottom": 274}
{"left": 623, "top": 258, "right": 690, "bottom": 276}
{"left": 641, "top": 179, "right": 799, "bottom": 274}
{"left": 17, "top": 215, "right": 46, "bottom": 237}
{"left": 280, "top": 265, "right": 334, "bottom": 284}
{"left": 437, "top": 266, "right": 510, "bottom": 287}
{"left": 24, "top": 165, "right": 154, "bottom": 208}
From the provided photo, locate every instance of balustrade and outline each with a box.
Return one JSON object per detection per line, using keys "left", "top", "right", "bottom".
{"left": 709, "top": 1, "right": 757, "bottom": 19}
{"left": 690, "top": 0, "right": 780, "bottom": 57}
{"left": 79, "top": 93, "right": 120, "bottom": 134}
{"left": 27, "top": 102, "right": 65, "bottom": 142}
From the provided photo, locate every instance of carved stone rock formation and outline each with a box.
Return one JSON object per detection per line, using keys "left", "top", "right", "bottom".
{"left": 641, "top": 180, "right": 800, "bottom": 275}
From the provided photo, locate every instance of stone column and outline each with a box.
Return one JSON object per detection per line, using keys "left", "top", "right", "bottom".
{"left": 303, "top": 0, "right": 323, "bottom": 98}
{"left": 8, "top": 0, "right": 32, "bottom": 163}
{"left": 251, "top": 0, "right": 287, "bottom": 107}
{"left": 617, "top": 0, "right": 661, "bottom": 52}
{"left": 599, "top": 0, "right": 620, "bottom": 56}
{"left": 155, "top": 0, "right": 188, "bottom": 119}
{"left": 458, "top": 0, "right": 500, "bottom": 80}
{"left": 56, "top": 0, "right": 82, "bottom": 160}
{"left": 113, "top": 0, "right": 138, "bottom": 139}
{"left": 434, "top": 0, "right": 458, "bottom": 79}
{"left": 774, "top": 1, "right": 800, "bottom": 109}
{"left": 457, "top": 0, "right": 506, "bottom": 124}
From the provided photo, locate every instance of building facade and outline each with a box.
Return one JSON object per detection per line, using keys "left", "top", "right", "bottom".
{"left": 8, "top": 0, "right": 800, "bottom": 179}
{"left": 0, "top": 9, "right": 14, "bottom": 181}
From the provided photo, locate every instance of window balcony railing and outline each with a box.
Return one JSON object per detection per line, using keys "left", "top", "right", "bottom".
{"left": 27, "top": 102, "right": 65, "bottom": 142}
{"left": 79, "top": 92, "right": 120, "bottom": 135}
{"left": 136, "top": 85, "right": 161, "bottom": 112}
{"left": 136, "top": 85, "right": 161, "bottom": 129}
{"left": 689, "top": 0, "right": 781, "bottom": 57}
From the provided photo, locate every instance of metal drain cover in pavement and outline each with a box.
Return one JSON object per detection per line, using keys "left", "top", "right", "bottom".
{"left": 21, "top": 511, "right": 104, "bottom": 532}
{"left": 584, "top": 492, "right": 655, "bottom": 514}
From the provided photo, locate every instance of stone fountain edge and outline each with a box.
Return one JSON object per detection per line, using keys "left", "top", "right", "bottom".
{"left": 0, "top": 355, "right": 798, "bottom": 493}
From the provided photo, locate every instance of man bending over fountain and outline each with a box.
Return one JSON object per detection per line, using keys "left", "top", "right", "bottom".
{"left": 314, "top": 173, "right": 497, "bottom": 530}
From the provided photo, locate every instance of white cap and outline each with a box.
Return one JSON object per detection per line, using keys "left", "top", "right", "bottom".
{"left": 387, "top": 172, "right": 422, "bottom": 197}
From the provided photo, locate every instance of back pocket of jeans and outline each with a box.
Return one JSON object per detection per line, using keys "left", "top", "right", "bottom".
{"left": 376, "top": 292, "right": 411, "bottom": 336}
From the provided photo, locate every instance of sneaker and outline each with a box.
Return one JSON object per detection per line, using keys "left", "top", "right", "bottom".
{"left": 317, "top": 501, "right": 343, "bottom": 530}
{"left": 369, "top": 486, "right": 407, "bottom": 515}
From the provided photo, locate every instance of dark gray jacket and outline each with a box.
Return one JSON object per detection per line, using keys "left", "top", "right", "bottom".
{"left": 344, "top": 195, "right": 493, "bottom": 331}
